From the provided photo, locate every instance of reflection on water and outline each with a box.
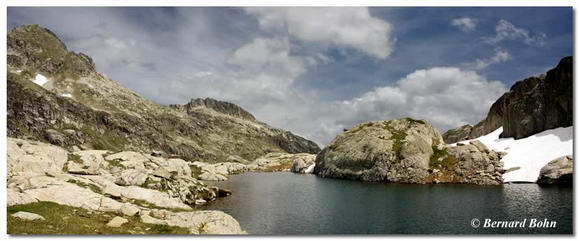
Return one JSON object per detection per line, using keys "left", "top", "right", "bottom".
{"left": 203, "top": 172, "right": 572, "bottom": 235}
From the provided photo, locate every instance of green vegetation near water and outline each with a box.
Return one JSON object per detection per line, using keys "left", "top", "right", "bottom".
{"left": 7, "top": 201, "right": 190, "bottom": 235}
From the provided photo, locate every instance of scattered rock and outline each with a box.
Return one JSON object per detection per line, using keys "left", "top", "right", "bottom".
{"left": 120, "top": 203, "right": 140, "bottom": 217}
{"left": 106, "top": 216, "right": 129, "bottom": 228}
{"left": 45, "top": 129, "right": 67, "bottom": 146}
{"left": 151, "top": 150, "right": 163, "bottom": 157}
{"left": 198, "top": 172, "right": 228, "bottom": 181}
{"left": 192, "top": 161, "right": 248, "bottom": 181}
{"left": 11, "top": 211, "right": 45, "bottom": 221}
{"left": 250, "top": 153, "right": 314, "bottom": 172}
{"left": 290, "top": 154, "right": 316, "bottom": 174}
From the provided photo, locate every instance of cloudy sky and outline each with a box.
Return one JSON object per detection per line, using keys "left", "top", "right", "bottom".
{"left": 8, "top": 7, "right": 572, "bottom": 146}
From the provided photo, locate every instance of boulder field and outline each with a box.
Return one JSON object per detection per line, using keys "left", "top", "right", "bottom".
{"left": 7, "top": 137, "right": 246, "bottom": 234}
{"left": 7, "top": 136, "right": 318, "bottom": 234}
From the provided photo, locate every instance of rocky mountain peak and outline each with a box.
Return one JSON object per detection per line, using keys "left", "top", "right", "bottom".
{"left": 8, "top": 24, "right": 96, "bottom": 77}
{"left": 8, "top": 24, "right": 320, "bottom": 164}
{"left": 184, "top": 98, "right": 256, "bottom": 121}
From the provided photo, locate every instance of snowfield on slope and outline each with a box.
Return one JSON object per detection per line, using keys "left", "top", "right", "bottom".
{"left": 457, "top": 126, "right": 573, "bottom": 183}
{"left": 32, "top": 74, "right": 49, "bottom": 86}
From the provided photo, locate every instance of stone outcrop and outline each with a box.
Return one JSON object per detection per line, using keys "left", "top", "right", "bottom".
{"left": 501, "top": 57, "right": 573, "bottom": 139}
{"left": 315, "top": 118, "right": 504, "bottom": 185}
{"left": 443, "top": 56, "right": 573, "bottom": 143}
{"left": 106, "top": 216, "right": 129, "bottom": 228}
{"left": 290, "top": 154, "right": 316, "bottom": 174}
{"left": 191, "top": 162, "right": 249, "bottom": 181}
{"left": 315, "top": 118, "right": 444, "bottom": 183}
{"left": 8, "top": 24, "right": 319, "bottom": 164}
{"left": 537, "top": 155, "right": 573, "bottom": 184}
{"left": 11, "top": 211, "right": 45, "bottom": 221}
{"left": 7, "top": 137, "right": 245, "bottom": 234}
{"left": 179, "top": 97, "right": 257, "bottom": 121}
{"left": 430, "top": 141, "right": 504, "bottom": 185}
{"left": 248, "top": 153, "right": 316, "bottom": 172}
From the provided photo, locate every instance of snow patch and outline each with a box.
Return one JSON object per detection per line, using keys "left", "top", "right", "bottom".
{"left": 304, "top": 163, "right": 315, "bottom": 174}
{"left": 458, "top": 127, "right": 573, "bottom": 183}
{"left": 32, "top": 74, "right": 49, "bottom": 86}
{"left": 60, "top": 93, "right": 73, "bottom": 98}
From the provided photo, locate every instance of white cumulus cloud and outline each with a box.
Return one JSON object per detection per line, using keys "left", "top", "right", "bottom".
{"left": 244, "top": 7, "right": 395, "bottom": 59}
{"left": 294, "top": 67, "right": 508, "bottom": 145}
{"left": 451, "top": 17, "right": 477, "bottom": 32}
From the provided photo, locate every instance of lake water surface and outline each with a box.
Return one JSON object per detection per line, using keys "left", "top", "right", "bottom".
{"left": 203, "top": 172, "right": 572, "bottom": 235}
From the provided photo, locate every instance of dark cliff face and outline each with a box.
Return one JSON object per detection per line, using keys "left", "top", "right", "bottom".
{"left": 443, "top": 56, "right": 573, "bottom": 143}
{"left": 7, "top": 24, "right": 320, "bottom": 162}
{"left": 501, "top": 56, "right": 573, "bottom": 139}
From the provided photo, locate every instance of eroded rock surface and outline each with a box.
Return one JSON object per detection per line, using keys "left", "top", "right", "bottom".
{"left": 7, "top": 137, "right": 245, "bottom": 234}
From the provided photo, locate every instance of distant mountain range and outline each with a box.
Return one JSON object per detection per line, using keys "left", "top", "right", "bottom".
{"left": 7, "top": 24, "right": 320, "bottom": 163}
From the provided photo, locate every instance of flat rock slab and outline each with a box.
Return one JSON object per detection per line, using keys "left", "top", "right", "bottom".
{"left": 106, "top": 216, "right": 129, "bottom": 227}
{"left": 11, "top": 211, "right": 45, "bottom": 221}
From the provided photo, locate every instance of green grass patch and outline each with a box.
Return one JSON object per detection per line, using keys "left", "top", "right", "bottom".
{"left": 7, "top": 201, "right": 190, "bottom": 235}
{"left": 106, "top": 158, "right": 124, "bottom": 169}
{"left": 68, "top": 153, "right": 83, "bottom": 164}
{"left": 66, "top": 179, "right": 102, "bottom": 194}
{"left": 429, "top": 146, "right": 457, "bottom": 169}
{"left": 79, "top": 126, "right": 127, "bottom": 152}
{"left": 382, "top": 121, "right": 407, "bottom": 156}
{"left": 189, "top": 165, "right": 203, "bottom": 179}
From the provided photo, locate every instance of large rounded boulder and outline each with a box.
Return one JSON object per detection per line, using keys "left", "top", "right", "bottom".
{"left": 314, "top": 118, "right": 444, "bottom": 183}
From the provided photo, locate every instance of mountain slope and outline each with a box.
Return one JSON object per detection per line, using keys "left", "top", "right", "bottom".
{"left": 7, "top": 24, "right": 320, "bottom": 163}
{"left": 443, "top": 56, "right": 573, "bottom": 143}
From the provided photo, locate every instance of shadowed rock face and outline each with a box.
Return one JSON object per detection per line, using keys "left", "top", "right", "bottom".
{"left": 443, "top": 56, "right": 573, "bottom": 143}
{"left": 501, "top": 56, "right": 573, "bottom": 139}
{"left": 7, "top": 24, "right": 320, "bottom": 163}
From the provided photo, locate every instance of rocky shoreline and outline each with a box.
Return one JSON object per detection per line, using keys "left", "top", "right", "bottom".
{"left": 7, "top": 136, "right": 319, "bottom": 234}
